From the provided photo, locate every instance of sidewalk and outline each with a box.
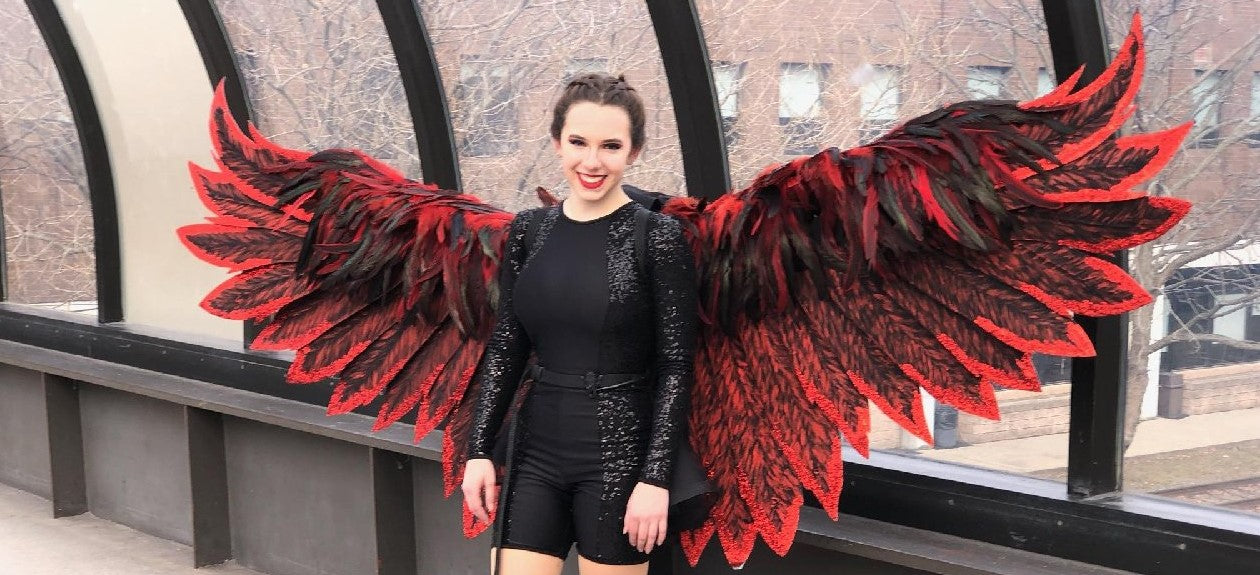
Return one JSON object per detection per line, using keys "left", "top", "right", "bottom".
{"left": 917, "top": 406, "right": 1260, "bottom": 473}
{"left": 0, "top": 483, "right": 264, "bottom": 575}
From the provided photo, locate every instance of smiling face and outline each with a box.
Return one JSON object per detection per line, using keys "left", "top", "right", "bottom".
{"left": 553, "top": 101, "right": 641, "bottom": 205}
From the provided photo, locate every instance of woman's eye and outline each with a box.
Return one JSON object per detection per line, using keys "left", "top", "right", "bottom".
{"left": 569, "top": 138, "right": 584, "bottom": 146}
{"left": 604, "top": 143, "right": 622, "bottom": 150}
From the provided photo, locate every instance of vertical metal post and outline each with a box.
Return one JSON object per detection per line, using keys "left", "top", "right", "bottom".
{"left": 1041, "top": 0, "right": 1126, "bottom": 498}
{"left": 371, "top": 448, "right": 417, "bottom": 575}
{"left": 186, "top": 406, "right": 232, "bottom": 567}
{"left": 43, "top": 373, "right": 87, "bottom": 517}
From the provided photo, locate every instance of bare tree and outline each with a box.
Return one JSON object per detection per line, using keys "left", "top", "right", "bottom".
{"left": 1100, "top": 0, "right": 1260, "bottom": 447}
{"left": 0, "top": 1, "right": 96, "bottom": 311}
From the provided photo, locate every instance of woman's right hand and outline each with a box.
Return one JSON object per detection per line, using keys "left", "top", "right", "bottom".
{"left": 461, "top": 458, "right": 499, "bottom": 524}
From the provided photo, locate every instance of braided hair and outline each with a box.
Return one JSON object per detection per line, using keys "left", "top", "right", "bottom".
{"left": 550, "top": 73, "right": 646, "bottom": 152}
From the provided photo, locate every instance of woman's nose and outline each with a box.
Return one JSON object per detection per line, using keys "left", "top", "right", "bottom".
{"left": 580, "top": 146, "right": 601, "bottom": 168}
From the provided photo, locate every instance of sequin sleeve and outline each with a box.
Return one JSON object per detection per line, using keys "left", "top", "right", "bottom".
{"left": 466, "top": 210, "right": 534, "bottom": 460}
{"left": 639, "top": 215, "right": 699, "bottom": 488}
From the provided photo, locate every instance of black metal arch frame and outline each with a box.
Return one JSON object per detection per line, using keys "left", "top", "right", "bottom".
{"left": 0, "top": 0, "right": 1257, "bottom": 573}
{"left": 22, "top": 0, "right": 123, "bottom": 322}
{"left": 177, "top": 0, "right": 253, "bottom": 131}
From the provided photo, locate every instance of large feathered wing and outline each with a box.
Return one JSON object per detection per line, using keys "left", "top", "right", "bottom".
{"left": 662, "top": 13, "right": 1191, "bottom": 567}
{"left": 178, "top": 83, "right": 514, "bottom": 523}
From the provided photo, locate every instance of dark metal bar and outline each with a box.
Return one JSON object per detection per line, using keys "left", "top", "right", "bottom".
{"left": 186, "top": 406, "right": 232, "bottom": 567}
{"left": 43, "top": 373, "right": 87, "bottom": 517}
{"left": 644, "top": 0, "right": 731, "bottom": 200}
{"left": 370, "top": 448, "right": 417, "bottom": 575}
{"left": 176, "top": 0, "right": 252, "bottom": 129}
{"left": 175, "top": 0, "right": 264, "bottom": 344}
{"left": 1041, "top": 0, "right": 1127, "bottom": 499}
{"left": 24, "top": 0, "right": 122, "bottom": 323}
{"left": 375, "top": 0, "right": 461, "bottom": 191}
{"left": 0, "top": 181, "right": 8, "bottom": 301}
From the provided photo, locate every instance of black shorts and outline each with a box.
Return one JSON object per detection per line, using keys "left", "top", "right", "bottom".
{"left": 496, "top": 380, "right": 652, "bottom": 565}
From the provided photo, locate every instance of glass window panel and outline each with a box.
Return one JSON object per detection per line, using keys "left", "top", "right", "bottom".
{"left": 213, "top": 0, "right": 422, "bottom": 177}
{"left": 0, "top": 1, "right": 96, "bottom": 315}
{"left": 699, "top": 0, "right": 1066, "bottom": 480}
{"left": 1037, "top": 67, "right": 1055, "bottom": 97}
{"left": 1191, "top": 69, "right": 1226, "bottom": 147}
{"left": 416, "top": 1, "right": 686, "bottom": 211}
{"left": 457, "top": 59, "right": 518, "bottom": 157}
{"left": 1249, "top": 72, "right": 1260, "bottom": 146}
{"left": 858, "top": 64, "right": 900, "bottom": 143}
{"left": 565, "top": 58, "right": 610, "bottom": 81}
{"left": 714, "top": 61, "right": 744, "bottom": 147}
{"left": 967, "top": 65, "right": 1010, "bottom": 99}
{"left": 1104, "top": 0, "right": 1260, "bottom": 518}
{"left": 779, "top": 63, "right": 828, "bottom": 155}
{"left": 713, "top": 62, "right": 742, "bottom": 119}
{"left": 779, "top": 63, "right": 825, "bottom": 119}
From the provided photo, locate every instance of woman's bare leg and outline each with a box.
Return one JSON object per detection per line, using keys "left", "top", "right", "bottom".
{"left": 491, "top": 547, "right": 565, "bottom": 575}
{"left": 576, "top": 555, "right": 648, "bottom": 575}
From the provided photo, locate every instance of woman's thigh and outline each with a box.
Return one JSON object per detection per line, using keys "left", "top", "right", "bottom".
{"left": 493, "top": 547, "right": 565, "bottom": 575}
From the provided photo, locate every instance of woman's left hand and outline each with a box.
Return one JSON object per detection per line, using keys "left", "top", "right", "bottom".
{"left": 623, "top": 482, "right": 669, "bottom": 554}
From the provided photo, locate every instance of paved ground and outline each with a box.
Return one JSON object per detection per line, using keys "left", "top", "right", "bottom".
{"left": 0, "top": 483, "right": 263, "bottom": 575}
{"left": 917, "top": 406, "right": 1260, "bottom": 473}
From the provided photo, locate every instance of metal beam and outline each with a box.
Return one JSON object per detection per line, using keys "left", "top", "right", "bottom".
{"left": 375, "top": 0, "right": 461, "bottom": 191}
{"left": 186, "top": 406, "right": 232, "bottom": 567}
{"left": 1041, "top": 0, "right": 1127, "bottom": 499}
{"left": 43, "top": 373, "right": 87, "bottom": 517}
{"left": 644, "top": 0, "right": 731, "bottom": 200}
{"left": 24, "top": 0, "right": 122, "bottom": 322}
{"left": 371, "top": 449, "right": 417, "bottom": 575}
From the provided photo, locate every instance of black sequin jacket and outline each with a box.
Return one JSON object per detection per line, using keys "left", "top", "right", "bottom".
{"left": 466, "top": 202, "right": 698, "bottom": 488}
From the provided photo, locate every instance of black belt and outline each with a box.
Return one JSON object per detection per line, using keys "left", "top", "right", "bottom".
{"left": 527, "top": 364, "right": 651, "bottom": 395}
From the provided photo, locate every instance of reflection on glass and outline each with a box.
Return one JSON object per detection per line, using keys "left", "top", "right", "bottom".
{"left": 416, "top": 0, "right": 686, "bottom": 211}
{"left": 1105, "top": 0, "right": 1260, "bottom": 517}
{"left": 0, "top": 1, "right": 96, "bottom": 315}
{"left": 213, "top": 0, "right": 422, "bottom": 177}
{"left": 698, "top": 0, "right": 1068, "bottom": 480}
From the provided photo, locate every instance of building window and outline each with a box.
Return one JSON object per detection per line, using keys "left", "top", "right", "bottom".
{"left": 858, "top": 65, "right": 901, "bottom": 144}
{"left": 779, "top": 62, "right": 828, "bottom": 155}
{"left": 967, "top": 65, "right": 1010, "bottom": 99}
{"left": 1190, "top": 69, "right": 1226, "bottom": 148}
{"left": 1037, "top": 67, "right": 1055, "bottom": 98}
{"left": 1247, "top": 72, "right": 1259, "bottom": 147}
{"left": 564, "top": 57, "right": 608, "bottom": 82}
{"left": 713, "top": 62, "right": 744, "bottom": 146}
{"left": 455, "top": 59, "right": 518, "bottom": 157}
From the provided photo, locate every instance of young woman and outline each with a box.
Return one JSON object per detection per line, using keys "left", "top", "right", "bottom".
{"left": 460, "top": 74, "right": 698, "bottom": 575}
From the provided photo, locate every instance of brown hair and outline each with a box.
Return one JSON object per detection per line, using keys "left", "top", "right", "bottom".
{"left": 550, "top": 73, "right": 646, "bottom": 152}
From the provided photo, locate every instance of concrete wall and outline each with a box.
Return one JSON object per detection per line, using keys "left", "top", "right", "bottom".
{"left": 224, "top": 416, "right": 377, "bottom": 575}
{"left": 0, "top": 364, "right": 51, "bottom": 498}
{"left": 80, "top": 385, "right": 192, "bottom": 545}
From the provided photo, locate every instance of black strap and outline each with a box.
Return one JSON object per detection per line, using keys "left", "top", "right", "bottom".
{"left": 527, "top": 364, "right": 650, "bottom": 394}
{"left": 524, "top": 207, "right": 545, "bottom": 257}
{"left": 634, "top": 205, "right": 650, "bottom": 279}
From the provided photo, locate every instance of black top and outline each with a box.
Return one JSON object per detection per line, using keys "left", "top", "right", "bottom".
{"left": 513, "top": 201, "right": 635, "bottom": 373}
{"left": 465, "top": 199, "right": 698, "bottom": 488}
